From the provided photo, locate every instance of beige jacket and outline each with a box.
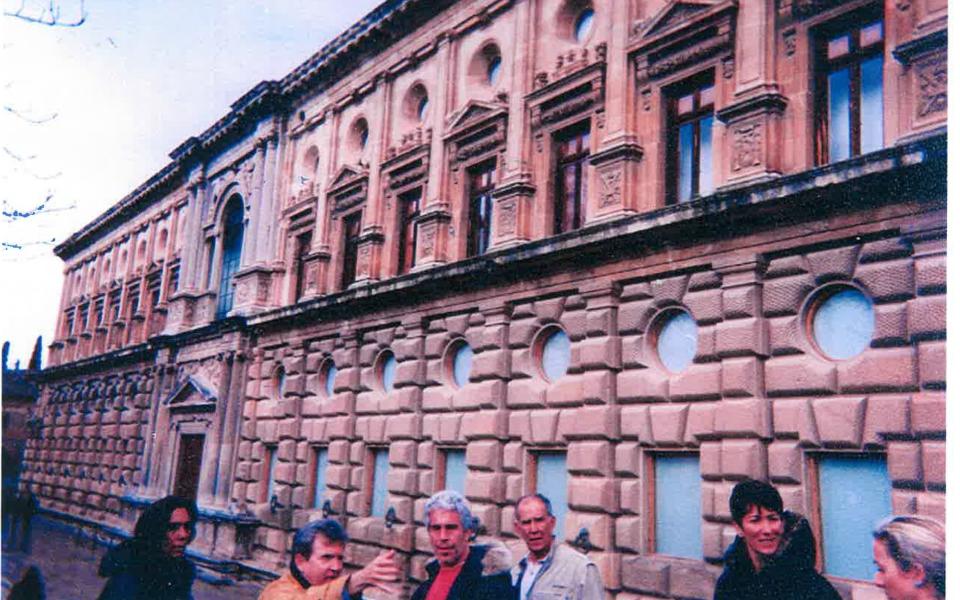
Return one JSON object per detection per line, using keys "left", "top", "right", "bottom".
{"left": 511, "top": 543, "right": 604, "bottom": 600}
{"left": 258, "top": 571, "right": 347, "bottom": 600}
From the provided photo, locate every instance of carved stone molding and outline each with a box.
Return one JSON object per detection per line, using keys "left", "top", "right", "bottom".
{"left": 443, "top": 100, "right": 509, "bottom": 177}
{"left": 893, "top": 29, "right": 947, "bottom": 121}
{"left": 731, "top": 122, "right": 763, "bottom": 172}
{"left": 327, "top": 164, "right": 370, "bottom": 216}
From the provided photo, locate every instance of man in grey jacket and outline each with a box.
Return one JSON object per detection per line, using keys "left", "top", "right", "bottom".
{"left": 510, "top": 494, "right": 604, "bottom": 600}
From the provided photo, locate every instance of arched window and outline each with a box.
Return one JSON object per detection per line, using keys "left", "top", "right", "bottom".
{"left": 216, "top": 195, "right": 244, "bottom": 319}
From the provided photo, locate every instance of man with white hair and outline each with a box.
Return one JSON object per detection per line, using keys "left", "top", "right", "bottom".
{"left": 411, "top": 490, "right": 512, "bottom": 600}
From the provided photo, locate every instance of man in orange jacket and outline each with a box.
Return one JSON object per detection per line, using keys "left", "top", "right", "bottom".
{"left": 259, "top": 519, "right": 400, "bottom": 600}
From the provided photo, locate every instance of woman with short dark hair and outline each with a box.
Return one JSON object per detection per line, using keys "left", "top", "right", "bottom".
{"left": 714, "top": 480, "right": 841, "bottom": 600}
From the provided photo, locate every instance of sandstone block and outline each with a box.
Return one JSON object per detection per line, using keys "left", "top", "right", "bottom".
{"left": 529, "top": 410, "right": 560, "bottom": 443}
{"left": 891, "top": 490, "right": 917, "bottom": 515}
{"left": 721, "top": 439, "right": 766, "bottom": 480}
{"left": 721, "top": 356, "right": 763, "bottom": 398}
{"left": 618, "top": 368, "right": 668, "bottom": 402}
{"left": 564, "top": 512, "right": 611, "bottom": 549}
{"left": 502, "top": 442, "right": 523, "bottom": 472}
{"left": 464, "top": 471, "right": 504, "bottom": 503}
{"left": 421, "top": 387, "right": 451, "bottom": 412}
{"left": 388, "top": 441, "right": 417, "bottom": 467}
{"left": 669, "top": 560, "right": 717, "bottom": 599}
{"left": 808, "top": 246, "right": 858, "bottom": 283}
{"left": 685, "top": 402, "right": 717, "bottom": 443}
{"left": 702, "top": 521, "right": 726, "bottom": 561}
{"left": 650, "top": 405, "right": 689, "bottom": 446}
{"left": 722, "top": 284, "right": 761, "bottom": 319}
{"left": 766, "top": 356, "right": 836, "bottom": 396}
{"left": 873, "top": 303, "right": 909, "bottom": 346}
{"left": 615, "top": 443, "right": 640, "bottom": 476}
{"left": 911, "top": 393, "right": 945, "bottom": 437}
{"left": 812, "top": 397, "right": 866, "bottom": 447}
{"left": 768, "top": 441, "right": 802, "bottom": 483}
{"left": 685, "top": 288, "right": 723, "bottom": 324}
{"left": 558, "top": 405, "right": 619, "bottom": 440}
{"left": 621, "top": 556, "right": 669, "bottom": 595}
{"left": 762, "top": 275, "right": 814, "bottom": 317}
{"left": 916, "top": 492, "right": 945, "bottom": 522}
{"left": 615, "top": 516, "right": 643, "bottom": 552}
{"left": 453, "top": 380, "right": 503, "bottom": 410}
{"left": 862, "top": 396, "right": 910, "bottom": 445}
{"left": 466, "top": 440, "right": 501, "bottom": 471}
{"left": 387, "top": 469, "right": 418, "bottom": 495}
{"left": 620, "top": 480, "right": 639, "bottom": 514}
{"left": 578, "top": 337, "right": 621, "bottom": 370}
{"left": 567, "top": 441, "right": 612, "bottom": 476}
{"left": 716, "top": 398, "right": 769, "bottom": 438}
{"left": 505, "top": 474, "right": 523, "bottom": 502}
{"left": 700, "top": 442, "right": 721, "bottom": 480}
{"left": 506, "top": 379, "right": 546, "bottom": 408}
{"left": 857, "top": 259, "right": 914, "bottom": 302}
{"left": 837, "top": 348, "right": 917, "bottom": 393}
{"left": 385, "top": 413, "right": 420, "bottom": 440}
{"left": 437, "top": 413, "right": 463, "bottom": 443}
{"left": 669, "top": 363, "right": 722, "bottom": 401}
{"left": 921, "top": 440, "right": 945, "bottom": 488}
{"left": 471, "top": 348, "right": 509, "bottom": 380}
{"left": 917, "top": 341, "right": 945, "bottom": 389}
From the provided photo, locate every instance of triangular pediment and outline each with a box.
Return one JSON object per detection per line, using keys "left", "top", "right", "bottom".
{"left": 445, "top": 100, "right": 507, "bottom": 136}
{"left": 165, "top": 376, "right": 217, "bottom": 412}
{"left": 329, "top": 164, "right": 366, "bottom": 187}
{"left": 641, "top": 1, "right": 715, "bottom": 39}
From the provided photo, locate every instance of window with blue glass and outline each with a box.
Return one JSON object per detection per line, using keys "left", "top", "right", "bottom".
{"left": 667, "top": 75, "right": 714, "bottom": 203}
{"left": 441, "top": 449, "right": 467, "bottom": 494}
{"left": 322, "top": 360, "right": 338, "bottom": 397}
{"left": 811, "top": 287, "right": 874, "bottom": 360}
{"left": 467, "top": 161, "right": 495, "bottom": 257}
{"left": 554, "top": 123, "right": 591, "bottom": 234}
{"left": 816, "top": 12, "right": 884, "bottom": 164}
{"left": 312, "top": 447, "right": 328, "bottom": 509}
{"left": 574, "top": 8, "right": 594, "bottom": 42}
{"left": 379, "top": 351, "right": 397, "bottom": 392}
{"left": 535, "top": 453, "right": 568, "bottom": 538}
{"left": 263, "top": 445, "right": 278, "bottom": 503}
{"left": 449, "top": 341, "right": 473, "bottom": 388}
{"left": 369, "top": 448, "right": 390, "bottom": 517}
{"left": 817, "top": 455, "right": 891, "bottom": 580}
{"left": 656, "top": 310, "right": 698, "bottom": 373}
{"left": 540, "top": 328, "right": 571, "bottom": 382}
{"left": 216, "top": 195, "right": 244, "bottom": 319}
{"left": 653, "top": 454, "right": 702, "bottom": 558}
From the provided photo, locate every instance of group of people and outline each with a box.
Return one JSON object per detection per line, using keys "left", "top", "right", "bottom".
{"left": 1, "top": 486, "right": 38, "bottom": 553}
{"left": 83, "top": 481, "right": 943, "bottom": 600}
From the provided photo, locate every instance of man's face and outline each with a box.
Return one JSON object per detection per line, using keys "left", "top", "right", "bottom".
{"left": 427, "top": 508, "right": 471, "bottom": 567}
{"left": 873, "top": 539, "right": 921, "bottom": 600}
{"left": 294, "top": 534, "right": 345, "bottom": 586}
{"left": 513, "top": 497, "right": 556, "bottom": 560}
{"left": 163, "top": 508, "right": 193, "bottom": 558}
{"left": 734, "top": 504, "right": 784, "bottom": 564}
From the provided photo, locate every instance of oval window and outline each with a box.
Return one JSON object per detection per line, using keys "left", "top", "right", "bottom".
{"left": 417, "top": 96, "right": 429, "bottom": 122}
{"left": 379, "top": 351, "right": 397, "bottom": 392}
{"left": 574, "top": 9, "right": 595, "bottom": 42}
{"left": 487, "top": 55, "right": 502, "bottom": 85}
{"left": 656, "top": 311, "right": 698, "bottom": 373}
{"left": 451, "top": 342, "right": 473, "bottom": 388}
{"left": 812, "top": 287, "right": 874, "bottom": 359}
{"left": 540, "top": 329, "right": 571, "bottom": 382}
{"left": 323, "top": 362, "right": 338, "bottom": 397}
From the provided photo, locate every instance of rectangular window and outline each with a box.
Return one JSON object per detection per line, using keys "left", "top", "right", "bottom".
{"left": 340, "top": 212, "right": 361, "bottom": 290}
{"left": 467, "top": 161, "right": 495, "bottom": 257}
{"left": 204, "top": 238, "right": 216, "bottom": 289}
{"left": 63, "top": 309, "right": 75, "bottom": 337}
{"left": 439, "top": 449, "right": 467, "bottom": 494}
{"left": 108, "top": 289, "right": 122, "bottom": 322}
{"left": 311, "top": 447, "right": 329, "bottom": 509}
{"left": 667, "top": 76, "right": 715, "bottom": 203}
{"left": 262, "top": 445, "right": 278, "bottom": 503}
{"left": 127, "top": 284, "right": 141, "bottom": 317}
{"left": 294, "top": 232, "right": 312, "bottom": 300}
{"left": 532, "top": 452, "right": 568, "bottom": 538}
{"left": 78, "top": 304, "right": 89, "bottom": 331}
{"left": 148, "top": 276, "right": 162, "bottom": 308}
{"left": 816, "top": 13, "right": 884, "bottom": 164}
{"left": 397, "top": 188, "right": 421, "bottom": 274}
{"left": 650, "top": 454, "right": 702, "bottom": 559}
{"left": 553, "top": 123, "right": 591, "bottom": 233}
{"left": 369, "top": 448, "right": 390, "bottom": 517}
{"left": 813, "top": 454, "right": 891, "bottom": 580}
{"left": 94, "top": 298, "right": 105, "bottom": 326}
{"left": 166, "top": 266, "right": 180, "bottom": 299}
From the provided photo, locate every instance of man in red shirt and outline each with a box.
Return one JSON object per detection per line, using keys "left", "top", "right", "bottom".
{"left": 411, "top": 491, "right": 512, "bottom": 600}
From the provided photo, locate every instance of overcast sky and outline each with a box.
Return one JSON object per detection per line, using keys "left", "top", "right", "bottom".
{"left": 1, "top": 0, "right": 382, "bottom": 365}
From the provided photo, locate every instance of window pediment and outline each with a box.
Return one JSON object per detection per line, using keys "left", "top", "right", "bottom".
{"left": 444, "top": 99, "right": 508, "bottom": 173}
{"left": 630, "top": 0, "right": 737, "bottom": 84}
{"left": 328, "top": 164, "right": 369, "bottom": 215}
{"left": 165, "top": 376, "right": 217, "bottom": 413}
{"left": 444, "top": 99, "right": 508, "bottom": 138}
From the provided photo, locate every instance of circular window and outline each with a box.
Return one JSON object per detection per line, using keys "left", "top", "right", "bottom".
{"left": 448, "top": 341, "right": 474, "bottom": 388}
{"left": 540, "top": 328, "right": 571, "bottom": 382}
{"left": 811, "top": 287, "right": 874, "bottom": 359}
{"left": 321, "top": 361, "right": 338, "bottom": 397}
{"left": 574, "top": 8, "right": 595, "bottom": 42}
{"left": 656, "top": 310, "right": 698, "bottom": 373}
{"left": 378, "top": 351, "right": 397, "bottom": 392}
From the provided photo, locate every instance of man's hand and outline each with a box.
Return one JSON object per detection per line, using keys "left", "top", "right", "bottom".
{"left": 347, "top": 549, "right": 401, "bottom": 596}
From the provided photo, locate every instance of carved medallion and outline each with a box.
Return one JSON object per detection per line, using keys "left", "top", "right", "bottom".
{"left": 915, "top": 50, "right": 947, "bottom": 117}
{"left": 732, "top": 123, "right": 762, "bottom": 172}
{"left": 497, "top": 199, "right": 517, "bottom": 236}
{"left": 600, "top": 168, "right": 622, "bottom": 208}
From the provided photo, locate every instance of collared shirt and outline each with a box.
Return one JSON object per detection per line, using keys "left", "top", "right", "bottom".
{"left": 511, "top": 543, "right": 604, "bottom": 600}
{"left": 518, "top": 558, "right": 544, "bottom": 600}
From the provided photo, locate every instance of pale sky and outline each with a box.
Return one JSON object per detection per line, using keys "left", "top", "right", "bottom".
{"left": 1, "top": 0, "right": 382, "bottom": 366}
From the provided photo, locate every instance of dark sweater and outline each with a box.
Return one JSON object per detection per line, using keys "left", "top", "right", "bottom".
{"left": 412, "top": 544, "right": 513, "bottom": 600}
{"left": 714, "top": 512, "right": 842, "bottom": 600}
{"left": 97, "top": 539, "right": 196, "bottom": 600}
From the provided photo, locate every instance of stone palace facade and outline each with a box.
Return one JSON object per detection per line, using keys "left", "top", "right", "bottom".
{"left": 26, "top": 1, "right": 946, "bottom": 598}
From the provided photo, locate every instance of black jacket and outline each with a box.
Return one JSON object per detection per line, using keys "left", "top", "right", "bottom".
{"left": 97, "top": 539, "right": 196, "bottom": 600}
{"left": 412, "top": 544, "right": 513, "bottom": 600}
{"left": 714, "top": 512, "right": 842, "bottom": 600}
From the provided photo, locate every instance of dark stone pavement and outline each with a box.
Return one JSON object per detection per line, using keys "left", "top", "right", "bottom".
{"left": 2, "top": 515, "right": 264, "bottom": 599}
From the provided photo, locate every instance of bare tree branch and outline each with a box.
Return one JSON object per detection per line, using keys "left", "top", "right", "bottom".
{"left": 3, "top": 0, "right": 86, "bottom": 27}
{"left": 3, "top": 146, "right": 37, "bottom": 161}
{"left": 4, "top": 104, "right": 58, "bottom": 124}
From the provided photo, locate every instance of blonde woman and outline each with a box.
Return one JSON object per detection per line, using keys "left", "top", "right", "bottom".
{"left": 872, "top": 516, "right": 945, "bottom": 600}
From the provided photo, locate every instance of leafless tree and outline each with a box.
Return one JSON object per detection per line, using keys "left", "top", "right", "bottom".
{"left": 3, "top": 0, "right": 85, "bottom": 27}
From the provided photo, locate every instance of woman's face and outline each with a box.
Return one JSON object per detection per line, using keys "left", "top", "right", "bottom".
{"left": 734, "top": 505, "right": 784, "bottom": 567}
{"left": 873, "top": 539, "right": 922, "bottom": 600}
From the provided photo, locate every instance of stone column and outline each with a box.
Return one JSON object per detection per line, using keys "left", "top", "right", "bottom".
{"left": 716, "top": 1, "right": 786, "bottom": 187}
{"left": 491, "top": 0, "right": 536, "bottom": 249}
{"left": 354, "top": 77, "right": 389, "bottom": 285}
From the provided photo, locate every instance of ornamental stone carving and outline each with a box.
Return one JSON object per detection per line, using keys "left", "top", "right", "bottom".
{"left": 496, "top": 199, "right": 517, "bottom": 237}
{"left": 732, "top": 123, "right": 762, "bottom": 172}
{"left": 600, "top": 168, "right": 623, "bottom": 208}
{"left": 915, "top": 50, "right": 947, "bottom": 117}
